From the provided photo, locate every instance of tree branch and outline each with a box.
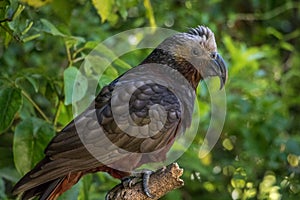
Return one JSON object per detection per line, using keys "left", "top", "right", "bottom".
{"left": 107, "top": 163, "right": 184, "bottom": 200}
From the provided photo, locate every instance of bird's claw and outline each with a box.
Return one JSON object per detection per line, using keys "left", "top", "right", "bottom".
{"left": 105, "top": 183, "right": 123, "bottom": 200}
{"left": 129, "top": 169, "right": 154, "bottom": 198}
{"left": 105, "top": 170, "right": 154, "bottom": 200}
{"left": 121, "top": 176, "right": 139, "bottom": 188}
{"left": 141, "top": 170, "right": 154, "bottom": 198}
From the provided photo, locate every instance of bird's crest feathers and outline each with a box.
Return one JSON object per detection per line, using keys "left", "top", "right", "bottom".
{"left": 187, "top": 25, "right": 217, "bottom": 52}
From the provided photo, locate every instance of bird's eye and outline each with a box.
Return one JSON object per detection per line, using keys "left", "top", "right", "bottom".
{"left": 211, "top": 52, "right": 217, "bottom": 59}
{"left": 192, "top": 48, "right": 199, "bottom": 55}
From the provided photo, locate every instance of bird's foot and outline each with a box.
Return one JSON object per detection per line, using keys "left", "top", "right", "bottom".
{"left": 127, "top": 170, "right": 154, "bottom": 198}
{"left": 105, "top": 169, "right": 154, "bottom": 200}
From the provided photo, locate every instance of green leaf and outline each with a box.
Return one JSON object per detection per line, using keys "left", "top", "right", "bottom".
{"left": 64, "top": 67, "right": 88, "bottom": 105}
{"left": 20, "top": 0, "right": 52, "bottom": 8}
{"left": 78, "top": 174, "right": 92, "bottom": 200}
{"left": 92, "top": 0, "right": 114, "bottom": 23}
{"left": 56, "top": 103, "right": 73, "bottom": 126}
{"left": 280, "top": 41, "right": 294, "bottom": 51}
{"left": 22, "top": 33, "right": 41, "bottom": 42}
{"left": 11, "top": 4, "right": 25, "bottom": 20}
{"left": 83, "top": 41, "right": 99, "bottom": 50}
{"left": 266, "top": 27, "right": 283, "bottom": 40}
{"left": 40, "top": 18, "right": 66, "bottom": 37}
{"left": 18, "top": 95, "right": 36, "bottom": 120}
{"left": 13, "top": 118, "right": 55, "bottom": 176}
{"left": 40, "top": 19, "right": 85, "bottom": 43}
{"left": 25, "top": 75, "right": 39, "bottom": 93}
{"left": 21, "top": 20, "right": 34, "bottom": 35}
{"left": 114, "top": 58, "right": 132, "bottom": 70}
{"left": 98, "top": 74, "right": 114, "bottom": 89}
{"left": 0, "top": 87, "right": 22, "bottom": 133}
{"left": 105, "top": 66, "right": 118, "bottom": 78}
{"left": 116, "top": 0, "right": 128, "bottom": 20}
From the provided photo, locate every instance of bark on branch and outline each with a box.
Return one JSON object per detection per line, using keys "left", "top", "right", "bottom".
{"left": 106, "top": 163, "right": 184, "bottom": 200}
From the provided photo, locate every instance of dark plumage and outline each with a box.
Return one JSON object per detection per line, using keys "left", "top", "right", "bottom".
{"left": 12, "top": 25, "right": 227, "bottom": 200}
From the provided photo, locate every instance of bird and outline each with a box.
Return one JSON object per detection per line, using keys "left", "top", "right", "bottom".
{"left": 12, "top": 25, "right": 227, "bottom": 200}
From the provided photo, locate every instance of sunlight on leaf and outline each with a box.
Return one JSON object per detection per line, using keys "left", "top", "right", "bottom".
{"left": 21, "top": 0, "right": 52, "bottom": 8}
{"left": 92, "top": 0, "right": 114, "bottom": 23}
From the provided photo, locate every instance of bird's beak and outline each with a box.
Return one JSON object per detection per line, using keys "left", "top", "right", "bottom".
{"left": 215, "top": 53, "right": 228, "bottom": 89}
{"left": 203, "top": 53, "right": 228, "bottom": 89}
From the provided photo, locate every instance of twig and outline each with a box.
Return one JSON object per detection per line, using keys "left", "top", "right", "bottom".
{"left": 21, "top": 90, "right": 50, "bottom": 122}
{"left": 65, "top": 41, "right": 73, "bottom": 66}
{"left": 107, "top": 163, "right": 184, "bottom": 200}
{"left": 0, "top": 18, "right": 12, "bottom": 23}
{"left": 53, "top": 100, "right": 62, "bottom": 126}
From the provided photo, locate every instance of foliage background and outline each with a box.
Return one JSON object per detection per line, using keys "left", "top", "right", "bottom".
{"left": 0, "top": 0, "right": 300, "bottom": 199}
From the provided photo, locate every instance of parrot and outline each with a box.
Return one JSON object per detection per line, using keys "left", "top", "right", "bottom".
{"left": 12, "top": 25, "right": 227, "bottom": 200}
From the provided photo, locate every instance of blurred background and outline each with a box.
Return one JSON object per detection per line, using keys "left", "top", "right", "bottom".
{"left": 0, "top": 0, "right": 299, "bottom": 199}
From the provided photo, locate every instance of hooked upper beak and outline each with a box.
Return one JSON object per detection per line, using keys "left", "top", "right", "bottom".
{"left": 203, "top": 53, "right": 228, "bottom": 89}
{"left": 215, "top": 53, "right": 228, "bottom": 89}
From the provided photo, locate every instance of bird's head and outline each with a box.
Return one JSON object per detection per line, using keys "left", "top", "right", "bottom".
{"left": 155, "top": 26, "right": 228, "bottom": 89}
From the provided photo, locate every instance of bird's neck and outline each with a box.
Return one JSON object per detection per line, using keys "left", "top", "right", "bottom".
{"left": 141, "top": 49, "right": 201, "bottom": 90}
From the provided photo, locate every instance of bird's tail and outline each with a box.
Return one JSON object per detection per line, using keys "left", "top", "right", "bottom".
{"left": 20, "top": 178, "right": 64, "bottom": 200}
{"left": 13, "top": 173, "right": 83, "bottom": 200}
{"left": 12, "top": 156, "right": 83, "bottom": 200}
